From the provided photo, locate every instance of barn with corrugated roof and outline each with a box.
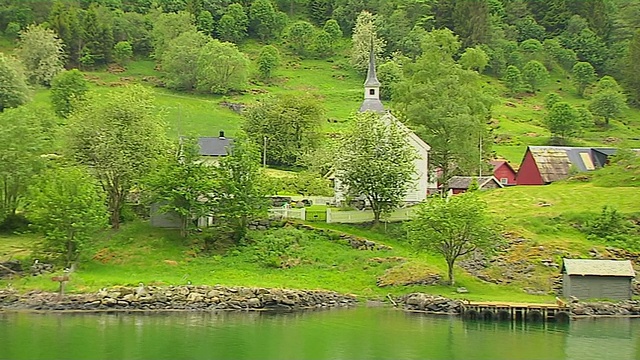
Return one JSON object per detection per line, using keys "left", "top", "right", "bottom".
{"left": 516, "top": 146, "right": 616, "bottom": 185}
{"left": 562, "top": 259, "right": 636, "bottom": 300}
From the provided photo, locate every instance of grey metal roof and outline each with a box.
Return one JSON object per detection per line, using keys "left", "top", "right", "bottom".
{"left": 359, "top": 99, "right": 385, "bottom": 113}
{"left": 364, "top": 47, "right": 380, "bottom": 87}
{"left": 562, "top": 259, "right": 635, "bottom": 277}
{"left": 198, "top": 136, "right": 233, "bottom": 156}
{"left": 448, "top": 176, "right": 503, "bottom": 189}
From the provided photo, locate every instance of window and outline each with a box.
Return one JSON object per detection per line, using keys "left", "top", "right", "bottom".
{"left": 369, "top": 89, "right": 375, "bottom": 95}
{"left": 500, "top": 178, "right": 508, "bottom": 184}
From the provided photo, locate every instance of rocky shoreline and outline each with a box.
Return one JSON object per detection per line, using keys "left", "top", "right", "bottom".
{"left": 0, "top": 285, "right": 358, "bottom": 312}
{"left": 396, "top": 292, "right": 640, "bottom": 318}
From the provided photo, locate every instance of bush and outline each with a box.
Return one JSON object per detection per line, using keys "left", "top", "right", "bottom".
{"left": 0, "top": 214, "right": 30, "bottom": 233}
{"left": 251, "top": 227, "right": 304, "bottom": 268}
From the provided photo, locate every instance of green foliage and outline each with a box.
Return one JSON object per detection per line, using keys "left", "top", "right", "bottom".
{"left": 571, "top": 61, "right": 596, "bottom": 97}
{"left": 16, "top": 24, "right": 65, "bottom": 86}
{"left": 243, "top": 94, "right": 323, "bottom": 167}
{"left": 623, "top": 29, "right": 640, "bottom": 105}
{"left": 522, "top": 60, "right": 549, "bottom": 93}
{"left": 520, "top": 39, "right": 543, "bottom": 53}
{"left": 112, "top": 41, "right": 133, "bottom": 66}
{"left": 377, "top": 60, "right": 403, "bottom": 101}
{"left": 151, "top": 11, "right": 196, "bottom": 62}
{"left": 66, "top": 85, "right": 169, "bottom": 229}
{"left": 146, "top": 137, "right": 217, "bottom": 238}
{"left": 214, "top": 135, "right": 268, "bottom": 244}
{"left": 0, "top": 53, "right": 29, "bottom": 112}
{"left": 249, "top": 0, "right": 287, "bottom": 42}
{"left": 452, "top": 0, "right": 491, "bottom": 48}
{"left": 588, "top": 76, "right": 627, "bottom": 125}
{"left": 0, "top": 106, "right": 51, "bottom": 221}
{"left": 196, "top": 10, "right": 214, "bottom": 35}
{"left": 256, "top": 44, "right": 280, "bottom": 80}
{"left": 80, "top": 4, "right": 114, "bottom": 67}
{"left": 544, "top": 101, "right": 581, "bottom": 144}
{"left": 459, "top": 46, "right": 489, "bottom": 73}
{"left": 543, "top": 38, "right": 577, "bottom": 71}
{"left": 544, "top": 92, "right": 562, "bottom": 109}
{"left": 26, "top": 165, "right": 108, "bottom": 266}
{"left": 4, "top": 22, "right": 21, "bottom": 39}
{"left": 394, "top": 29, "right": 494, "bottom": 191}
{"left": 50, "top": 69, "right": 89, "bottom": 118}
{"left": 561, "top": 15, "right": 608, "bottom": 71}
{"left": 265, "top": 171, "right": 333, "bottom": 196}
{"left": 350, "top": 10, "right": 385, "bottom": 73}
{"left": 583, "top": 206, "right": 640, "bottom": 251}
{"left": 503, "top": 65, "right": 523, "bottom": 95}
{"left": 515, "top": 16, "right": 546, "bottom": 42}
{"left": 251, "top": 227, "right": 302, "bottom": 268}
{"left": 322, "top": 19, "right": 342, "bottom": 43}
{"left": 161, "top": 30, "right": 209, "bottom": 91}
{"left": 309, "top": 30, "right": 333, "bottom": 58}
{"left": 217, "top": 3, "right": 249, "bottom": 43}
{"left": 335, "top": 112, "right": 418, "bottom": 224}
{"left": 286, "top": 20, "right": 315, "bottom": 56}
{"left": 196, "top": 39, "right": 250, "bottom": 94}
{"left": 407, "top": 192, "right": 499, "bottom": 286}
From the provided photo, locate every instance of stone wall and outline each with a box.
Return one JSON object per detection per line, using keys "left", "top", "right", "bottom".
{"left": 0, "top": 285, "right": 357, "bottom": 312}
{"left": 395, "top": 293, "right": 463, "bottom": 314}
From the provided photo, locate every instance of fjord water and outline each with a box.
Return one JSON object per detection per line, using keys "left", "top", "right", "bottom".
{"left": 1, "top": 308, "right": 638, "bottom": 360}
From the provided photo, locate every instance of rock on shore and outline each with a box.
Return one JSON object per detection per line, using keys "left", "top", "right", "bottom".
{"left": 0, "top": 285, "right": 358, "bottom": 312}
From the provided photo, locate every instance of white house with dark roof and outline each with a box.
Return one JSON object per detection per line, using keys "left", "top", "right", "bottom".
{"left": 197, "top": 131, "right": 233, "bottom": 166}
{"left": 334, "top": 49, "right": 431, "bottom": 204}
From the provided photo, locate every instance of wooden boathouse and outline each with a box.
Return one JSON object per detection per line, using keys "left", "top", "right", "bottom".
{"left": 461, "top": 301, "right": 571, "bottom": 322}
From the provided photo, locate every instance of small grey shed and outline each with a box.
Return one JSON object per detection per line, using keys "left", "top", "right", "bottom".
{"left": 562, "top": 259, "right": 635, "bottom": 300}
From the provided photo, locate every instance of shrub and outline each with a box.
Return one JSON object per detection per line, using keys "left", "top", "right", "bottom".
{"left": 252, "top": 228, "right": 304, "bottom": 268}
{"left": 0, "top": 214, "right": 30, "bottom": 233}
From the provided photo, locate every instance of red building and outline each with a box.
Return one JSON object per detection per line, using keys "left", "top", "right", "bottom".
{"left": 490, "top": 160, "right": 517, "bottom": 186}
{"left": 516, "top": 146, "right": 604, "bottom": 185}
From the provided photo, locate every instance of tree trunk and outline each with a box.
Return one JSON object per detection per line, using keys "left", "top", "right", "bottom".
{"left": 110, "top": 206, "right": 120, "bottom": 229}
{"left": 447, "top": 258, "right": 455, "bottom": 286}
{"left": 180, "top": 215, "right": 188, "bottom": 238}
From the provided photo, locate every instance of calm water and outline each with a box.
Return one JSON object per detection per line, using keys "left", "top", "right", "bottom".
{"left": 0, "top": 308, "right": 639, "bottom": 360}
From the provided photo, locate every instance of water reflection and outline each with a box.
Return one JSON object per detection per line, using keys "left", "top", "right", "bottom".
{"left": 0, "top": 309, "right": 638, "bottom": 360}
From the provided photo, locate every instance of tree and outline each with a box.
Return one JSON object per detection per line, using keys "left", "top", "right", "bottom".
{"left": 50, "top": 69, "right": 89, "bottom": 118}
{"left": 459, "top": 46, "right": 489, "bottom": 73}
{"left": 407, "top": 192, "right": 497, "bottom": 286}
{"left": 161, "top": 30, "right": 210, "bottom": 91}
{"left": 67, "top": 85, "right": 168, "bottom": 229}
{"left": 256, "top": 44, "right": 280, "bottom": 80}
{"left": 323, "top": 19, "right": 342, "bottom": 43}
{"left": 543, "top": 38, "right": 577, "bottom": 71}
{"left": 0, "top": 53, "right": 29, "bottom": 112}
{"left": 394, "top": 29, "right": 494, "bottom": 192}
{"left": 80, "top": 4, "right": 114, "bottom": 67}
{"left": 589, "top": 77, "right": 628, "bottom": 125}
{"left": 196, "top": 39, "right": 249, "bottom": 94}
{"left": 151, "top": 11, "right": 196, "bottom": 62}
{"left": 0, "top": 106, "right": 50, "bottom": 221}
{"left": 544, "top": 92, "right": 562, "bottom": 109}
{"left": 243, "top": 94, "right": 323, "bottom": 167}
{"left": 249, "top": 0, "right": 286, "bottom": 42}
{"left": 335, "top": 112, "right": 417, "bottom": 225}
{"left": 623, "top": 29, "right": 640, "bottom": 105}
{"left": 571, "top": 61, "right": 596, "bottom": 97}
{"left": 286, "top": 20, "right": 315, "bottom": 56}
{"left": 16, "top": 24, "right": 65, "bottom": 86}
{"left": 309, "top": 30, "right": 333, "bottom": 58}
{"left": 545, "top": 101, "right": 581, "bottom": 144}
{"left": 147, "top": 137, "right": 217, "bottom": 238}
{"left": 452, "top": 0, "right": 491, "bottom": 47}
{"left": 214, "top": 134, "right": 268, "bottom": 244}
{"left": 350, "top": 10, "right": 385, "bottom": 73}
{"left": 196, "top": 10, "right": 214, "bottom": 35}
{"left": 377, "top": 59, "right": 403, "bottom": 101}
{"left": 503, "top": 65, "right": 523, "bottom": 95}
{"left": 113, "top": 41, "right": 133, "bottom": 66}
{"left": 522, "top": 60, "right": 549, "bottom": 93}
{"left": 217, "top": 3, "right": 249, "bottom": 43}
{"left": 26, "top": 165, "right": 107, "bottom": 267}
{"left": 515, "top": 16, "right": 546, "bottom": 42}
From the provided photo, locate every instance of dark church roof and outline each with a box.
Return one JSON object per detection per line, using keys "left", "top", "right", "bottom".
{"left": 198, "top": 136, "right": 233, "bottom": 156}
{"left": 364, "top": 47, "right": 380, "bottom": 87}
{"left": 359, "top": 99, "right": 385, "bottom": 113}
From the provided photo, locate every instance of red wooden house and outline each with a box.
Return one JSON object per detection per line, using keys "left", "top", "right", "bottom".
{"left": 490, "top": 160, "right": 517, "bottom": 186}
{"left": 516, "top": 146, "right": 605, "bottom": 185}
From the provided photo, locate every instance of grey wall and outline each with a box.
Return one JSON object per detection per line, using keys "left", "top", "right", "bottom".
{"left": 563, "top": 274, "right": 632, "bottom": 300}
{"left": 149, "top": 202, "right": 182, "bottom": 228}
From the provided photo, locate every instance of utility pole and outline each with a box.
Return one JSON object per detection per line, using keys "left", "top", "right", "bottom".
{"left": 263, "top": 136, "right": 267, "bottom": 168}
{"left": 479, "top": 132, "right": 483, "bottom": 178}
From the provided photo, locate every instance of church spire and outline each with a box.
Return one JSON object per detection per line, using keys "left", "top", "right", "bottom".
{"left": 358, "top": 42, "right": 385, "bottom": 113}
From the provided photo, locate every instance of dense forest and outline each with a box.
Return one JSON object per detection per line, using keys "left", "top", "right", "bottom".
{"left": 2, "top": 0, "right": 640, "bottom": 266}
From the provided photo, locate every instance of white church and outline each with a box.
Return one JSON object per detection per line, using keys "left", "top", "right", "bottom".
{"left": 333, "top": 50, "right": 432, "bottom": 204}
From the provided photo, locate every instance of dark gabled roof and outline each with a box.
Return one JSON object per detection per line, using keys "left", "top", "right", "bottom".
{"left": 364, "top": 46, "right": 380, "bottom": 87}
{"left": 562, "top": 259, "right": 635, "bottom": 277}
{"left": 359, "top": 99, "right": 385, "bottom": 113}
{"left": 198, "top": 137, "right": 233, "bottom": 156}
{"left": 448, "top": 176, "right": 503, "bottom": 190}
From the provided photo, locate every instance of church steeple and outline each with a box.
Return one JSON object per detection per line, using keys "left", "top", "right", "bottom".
{"left": 358, "top": 44, "right": 385, "bottom": 113}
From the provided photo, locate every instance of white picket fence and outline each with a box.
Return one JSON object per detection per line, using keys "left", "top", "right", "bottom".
{"left": 268, "top": 206, "right": 415, "bottom": 223}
